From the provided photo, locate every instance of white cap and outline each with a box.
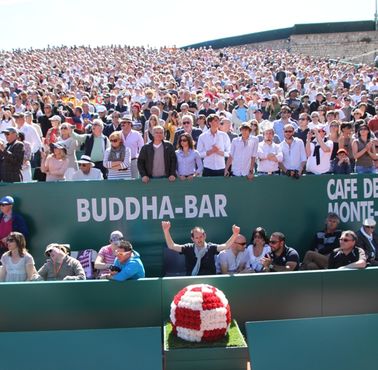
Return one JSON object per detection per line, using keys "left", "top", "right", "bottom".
{"left": 363, "top": 218, "right": 376, "bottom": 227}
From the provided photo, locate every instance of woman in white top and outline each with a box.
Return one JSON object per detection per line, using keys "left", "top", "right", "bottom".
{"left": 0, "top": 232, "right": 36, "bottom": 282}
{"left": 103, "top": 131, "right": 131, "bottom": 180}
{"left": 246, "top": 227, "right": 271, "bottom": 273}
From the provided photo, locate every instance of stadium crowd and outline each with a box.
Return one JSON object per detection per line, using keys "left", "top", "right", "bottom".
{"left": 0, "top": 45, "right": 377, "bottom": 182}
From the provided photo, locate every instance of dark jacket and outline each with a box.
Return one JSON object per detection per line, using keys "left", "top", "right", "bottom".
{"left": 0, "top": 140, "right": 24, "bottom": 183}
{"left": 356, "top": 229, "right": 378, "bottom": 264}
{"left": 0, "top": 212, "right": 29, "bottom": 240}
{"left": 173, "top": 128, "right": 203, "bottom": 149}
{"left": 137, "top": 141, "right": 177, "bottom": 178}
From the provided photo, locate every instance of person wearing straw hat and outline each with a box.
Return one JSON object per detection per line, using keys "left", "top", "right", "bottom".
{"left": 71, "top": 155, "right": 103, "bottom": 181}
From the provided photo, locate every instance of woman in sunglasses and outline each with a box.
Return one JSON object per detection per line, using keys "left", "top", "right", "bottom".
{"left": 245, "top": 227, "right": 271, "bottom": 273}
{"left": 0, "top": 232, "right": 36, "bottom": 282}
{"left": 175, "top": 132, "right": 203, "bottom": 180}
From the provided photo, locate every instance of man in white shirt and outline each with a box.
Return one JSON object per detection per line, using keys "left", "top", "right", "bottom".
{"left": 225, "top": 122, "right": 258, "bottom": 179}
{"left": 279, "top": 123, "right": 307, "bottom": 178}
{"left": 197, "top": 114, "right": 231, "bottom": 176}
{"left": 257, "top": 125, "right": 283, "bottom": 175}
{"left": 71, "top": 155, "right": 103, "bottom": 181}
{"left": 120, "top": 115, "right": 144, "bottom": 179}
{"left": 13, "top": 112, "right": 42, "bottom": 155}
{"left": 305, "top": 124, "right": 333, "bottom": 175}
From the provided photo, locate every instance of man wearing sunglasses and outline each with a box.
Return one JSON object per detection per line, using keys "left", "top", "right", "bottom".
{"left": 356, "top": 218, "right": 378, "bottom": 266}
{"left": 172, "top": 115, "right": 202, "bottom": 149}
{"left": 261, "top": 232, "right": 300, "bottom": 272}
{"left": 328, "top": 231, "right": 366, "bottom": 269}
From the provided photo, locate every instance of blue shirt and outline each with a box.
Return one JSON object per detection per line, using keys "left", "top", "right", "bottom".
{"left": 111, "top": 251, "right": 145, "bottom": 281}
{"left": 175, "top": 149, "right": 203, "bottom": 176}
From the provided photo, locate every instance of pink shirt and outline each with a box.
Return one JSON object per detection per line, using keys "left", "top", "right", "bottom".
{"left": 98, "top": 245, "right": 116, "bottom": 274}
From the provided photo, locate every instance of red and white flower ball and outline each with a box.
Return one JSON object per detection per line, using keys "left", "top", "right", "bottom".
{"left": 170, "top": 284, "right": 231, "bottom": 342}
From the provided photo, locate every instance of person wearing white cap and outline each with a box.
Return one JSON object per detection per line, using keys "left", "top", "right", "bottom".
{"left": 71, "top": 155, "right": 103, "bottom": 181}
{"left": 95, "top": 230, "right": 125, "bottom": 276}
{"left": 305, "top": 124, "right": 333, "bottom": 175}
{"left": 356, "top": 219, "right": 378, "bottom": 266}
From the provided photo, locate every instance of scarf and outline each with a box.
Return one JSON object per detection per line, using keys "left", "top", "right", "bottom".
{"left": 360, "top": 226, "right": 376, "bottom": 259}
{"left": 312, "top": 137, "right": 327, "bottom": 165}
{"left": 191, "top": 244, "right": 209, "bottom": 276}
{"left": 108, "top": 145, "right": 126, "bottom": 162}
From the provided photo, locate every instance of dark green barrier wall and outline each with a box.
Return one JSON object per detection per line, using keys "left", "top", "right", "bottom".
{"left": 1, "top": 174, "right": 377, "bottom": 276}
{"left": 1, "top": 268, "right": 377, "bottom": 332}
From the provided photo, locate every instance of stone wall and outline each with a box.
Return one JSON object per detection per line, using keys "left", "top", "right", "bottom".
{"left": 243, "top": 31, "right": 378, "bottom": 64}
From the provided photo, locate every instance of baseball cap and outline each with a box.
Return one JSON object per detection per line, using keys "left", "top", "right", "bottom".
{"left": 0, "top": 195, "right": 14, "bottom": 205}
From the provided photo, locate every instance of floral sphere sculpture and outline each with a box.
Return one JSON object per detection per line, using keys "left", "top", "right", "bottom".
{"left": 170, "top": 284, "right": 231, "bottom": 342}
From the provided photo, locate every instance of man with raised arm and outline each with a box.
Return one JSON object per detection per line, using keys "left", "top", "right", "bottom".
{"left": 161, "top": 221, "right": 240, "bottom": 276}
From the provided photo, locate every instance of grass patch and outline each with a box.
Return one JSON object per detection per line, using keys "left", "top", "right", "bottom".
{"left": 164, "top": 320, "right": 247, "bottom": 349}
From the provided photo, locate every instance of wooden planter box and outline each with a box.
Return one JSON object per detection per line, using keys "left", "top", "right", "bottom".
{"left": 163, "top": 320, "right": 248, "bottom": 370}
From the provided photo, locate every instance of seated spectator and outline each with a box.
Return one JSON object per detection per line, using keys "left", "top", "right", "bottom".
{"left": 95, "top": 230, "right": 125, "bottom": 276}
{"left": 71, "top": 155, "right": 103, "bottom": 181}
{"left": 41, "top": 142, "right": 69, "bottom": 181}
{"left": 101, "top": 240, "right": 145, "bottom": 281}
{"left": 0, "top": 196, "right": 29, "bottom": 258}
{"left": 137, "top": 125, "right": 177, "bottom": 183}
{"left": 103, "top": 131, "right": 131, "bottom": 180}
{"left": 355, "top": 218, "right": 378, "bottom": 266}
{"left": 0, "top": 232, "right": 36, "bottom": 282}
{"left": 301, "top": 212, "right": 342, "bottom": 270}
{"left": 225, "top": 122, "right": 257, "bottom": 179}
{"left": 245, "top": 227, "right": 271, "bottom": 273}
{"left": 216, "top": 234, "right": 249, "bottom": 274}
{"left": 161, "top": 220, "right": 240, "bottom": 276}
{"left": 261, "top": 232, "right": 299, "bottom": 272}
{"left": 330, "top": 148, "right": 352, "bottom": 174}
{"left": 328, "top": 231, "right": 367, "bottom": 270}
{"left": 35, "top": 243, "right": 86, "bottom": 280}
{"left": 175, "top": 132, "right": 203, "bottom": 180}
{"left": 305, "top": 124, "right": 333, "bottom": 175}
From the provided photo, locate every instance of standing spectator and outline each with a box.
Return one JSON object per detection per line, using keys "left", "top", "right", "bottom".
{"left": 219, "top": 117, "right": 238, "bottom": 143}
{"left": 71, "top": 119, "right": 110, "bottom": 179}
{"left": 14, "top": 112, "right": 42, "bottom": 158}
{"left": 352, "top": 124, "right": 376, "bottom": 174}
{"left": 17, "top": 132, "right": 32, "bottom": 182}
{"left": 294, "top": 113, "right": 311, "bottom": 145}
{"left": 58, "top": 122, "right": 80, "bottom": 179}
{"left": 338, "top": 122, "right": 355, "bottom": 169}
{"left": 0, "top": 127, "right": 24, "bottom": 183}
{"left": 40, "top": 143, "right": 69, "bottom": 182}
{"left": 330, "top": 148, "right": 352, "bottom": 174}
{"left": 273, "top": 106, "right": 298, "bottom": 142}
{"left": 256, "top": 125, "right": 283, "bottom": 175}
{"left": 103, "top": 131, "right": 131, "bottom": 180}
{"left": 224, "top": 122, "right": 257, "bottom": 179}
{"left": 0, "top": 232, "right": 36, "bottom": 282}
{"left": 175, "top": 132, "right": 203, "bottom": 180}
{"left": 37, "top": 103, "right": 55, "bottom": 137}
{"left": 172, "top": 115, "right": 202, "bottom": 148}
{"left": 231, "top": 95, "right": 248, "bottom": 133}
{"left": 103, "top": 111, "right": 122, "bottom": 138}
{"left": 280, "top": 123, "right": 306, "bottom": 178}
{"left": 328, "top": 231, "right": 366, "bottom": 270}
{"left": 161, "top": 221, "right": 240, "bottom": 276}
{"left": 197, "top": 114, "right": 230, "bottom": 176}
{"left": 305, "top": 124, "right": 333, "bottom": 175}
{"left": 137, "top": 125, "right": 177, "bottom": 183}
{"left": 356, "top": 218, "right": 378, "bottom": 266}
{"left": 120, "top": 116, "right": 144, "bottom": 179}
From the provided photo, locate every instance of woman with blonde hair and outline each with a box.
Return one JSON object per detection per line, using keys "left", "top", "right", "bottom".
{"left": 0, "top": 232, "right": 36, "bottom": 282}
{"left": 103, "top": 131, "right": 131, "bottom": 180}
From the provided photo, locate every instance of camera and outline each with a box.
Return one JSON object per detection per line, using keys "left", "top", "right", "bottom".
{"left": 285, "top": 170, "right": 300, "bottom": 179}
{"left": 109, "top": 265, "right": 121, "bottom": 273}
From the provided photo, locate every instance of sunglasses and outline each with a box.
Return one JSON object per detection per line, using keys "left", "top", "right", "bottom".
{"left": 110, "top": 139, "right": 119, "bottom": 143}
{"left": 339, "top": 238, "right": 354, "bottom": 242}
{"left": 284, "top": 130, "right": 294, "bottom": 133}
{"left": 79, "top": 163, "right": 90, "bottom": 167}
{"left": 269, "top": 240, "right": 279, "bottom": 245}
{"left": 235, "top": 242, "right": 247, "bottom": 246}
{"left": 6, "top": 237, "right": 15, "bottom": 243}
{"left": 182, "top": 121, "right": 191, "bottom": 125}
{"left": 364, "top": 226, "right": 375, "bottom": 229}
{"left": 180, "top": 139, "right": 188, "bottom": 142}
